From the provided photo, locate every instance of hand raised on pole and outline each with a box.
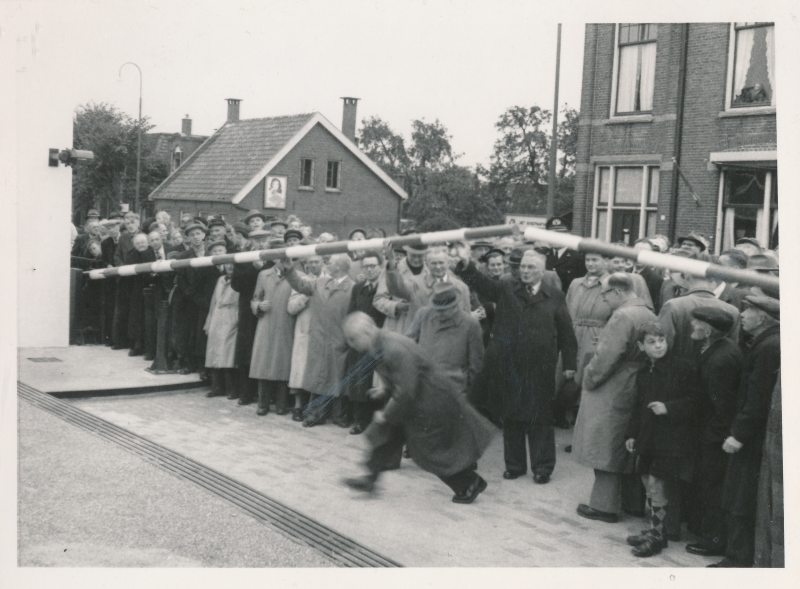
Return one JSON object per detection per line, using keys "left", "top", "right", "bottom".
{"left": 384, "top": 242, "right": 397, "bottom": 270}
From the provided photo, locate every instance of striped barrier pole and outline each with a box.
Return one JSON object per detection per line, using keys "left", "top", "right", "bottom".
{"left": 521, "top": 227, "right": 779, "bottom": 294}
{"left": 85, "top": 224, "right": 520, "bottom": 280}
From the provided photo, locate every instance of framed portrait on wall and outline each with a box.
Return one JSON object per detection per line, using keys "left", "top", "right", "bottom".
{"left": 265, "top": 175, "right": 287, "bottom": 209}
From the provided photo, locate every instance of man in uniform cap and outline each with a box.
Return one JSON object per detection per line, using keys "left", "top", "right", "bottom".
{"left": 544, "top": 215, "right": 586, "bottom": 293}
{"left": 709, "top": 295, "right": 780, "bottom": 568}
{"left": 685, "top": 307, "right": 744, "bottom": 557}
{"left": 284, "top": 229, "right": 303, "bottom": 246}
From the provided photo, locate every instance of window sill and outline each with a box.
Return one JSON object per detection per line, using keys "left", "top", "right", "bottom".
{"left": 719, "top": 107, "right": 776, "bottom": 118}
{"left": 325, "top": 188, "right": 341, "bottom": 193}
{"left": 297, "top": 186, "right": 315, "bottom": 192}
{"left": 605, "top": 114, "right": 653, "bottom": 125}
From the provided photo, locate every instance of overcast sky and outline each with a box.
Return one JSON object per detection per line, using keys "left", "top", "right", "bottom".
{"left": 15, "top": 0, "right": 586, "bottom": 169}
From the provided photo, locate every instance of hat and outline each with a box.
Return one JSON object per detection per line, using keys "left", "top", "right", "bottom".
{"left": 471, "top": 240, "right": 494, "bottom": 250}
{"left": 403, "top": 243, "right": 428, "bottom": 254}
{"left": 746, "top": 254, "right": 778, "bottom": 272}
{"left": 508, "top": 245, "right": 535, "bottom": 265}
{"left": 270, "top": 219, "right": 288, "bottom": 230}
{"left": 243, "top": 209, "right": 267, "bottom": 223}
{"left": 208, "top": 218, "right": 226, "bottom": 230}
{"left": 546, "top": 216, "right": 571, "bottom": 232}
{"left": 742, "top": 295, "right": 780, "bottom": 321}
{"left": 284, "top": 229, "right": 303, "bottom": 243}
{"left": 232, "top": 222, "right": 250, "bottom": 237}
{"left": 677, "top": 232, "right": 708, "bottom": 252}
{"left": 349, "top": 228, "right": 367, "bottom": 240}
{"left": 207, "top": 239, "right": 228, "bottom": 251}
{"left": 269, "top": 237, "right": 286, "bottom": 249}
{"left": 86, "top": 209, "right": 100, "bottom": 218}
{"left": 431, "top": 282, "right": 459, "bottom": 309}
{"left": 691, "top": 307, "right": 735, "bottom": 333}
{"left": 193, "top": 217, "right": 208, "bottom": 227}
{"left": 108, "top": 211, "right": 125, "bottom": 220}
{"left": 100, "top": 218, "right": 122, "bottom": 227}
{"left": 248, "top": 228, "right": 270, "bottom": 239}
{"left": 736, "top": 237, "right": 762, "bottom": 251}
{"left": 184, "top": 223, "right": 208, "bottom": 236}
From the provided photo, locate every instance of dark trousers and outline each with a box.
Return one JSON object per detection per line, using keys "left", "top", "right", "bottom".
{"left": 726, "top": 513, "right": 756, "bottom": 566}
{"left": 257, "top": 380, "right": 288, "bottom": 412}
{"left": 333, "top": 396, "right": 352, "bottom": 423}
{"left": 102, "top": 281, "right": 117, "bottom": 345}
{"left": 352, "top": 398, "right": 382, "bottom": 427}
{"left": 697, "top": 443, "right": 729, "bottom": 549}
{"left": 111, "top": 279, "right": 129, "bottom": 346}
{"left": 503, "top": 420, "right": 555, "bottom": 476}
{"left": 439, "top": 469, "right": 480, "bottom": 495}
{"left": 238, "top": 365, "right": 258, "bottom": 402}
{"left": 366, "top": 425, "right": 405, "bottom": 474}
{"left": 210, "top": 368, "right": 237, "bottom": 397}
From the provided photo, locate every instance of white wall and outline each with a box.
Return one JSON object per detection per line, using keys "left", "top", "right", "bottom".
{"left": 9, "top": 15, "right": 73, "bottom": 347}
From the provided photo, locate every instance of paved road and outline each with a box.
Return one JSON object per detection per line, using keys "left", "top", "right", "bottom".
{"left": 17, "top": 400, "right": 334, "bottom": 568}
{"left": 63, "top": 388, "right": 718, "bottom": 568}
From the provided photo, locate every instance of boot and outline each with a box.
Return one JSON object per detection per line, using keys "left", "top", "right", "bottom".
{"left": 632, "top": 504, "right": 667, "bottom": 557}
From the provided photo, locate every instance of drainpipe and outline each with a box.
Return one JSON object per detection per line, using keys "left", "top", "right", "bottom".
{"left": 668, "top": 24, "right": 689, "bottom": 243}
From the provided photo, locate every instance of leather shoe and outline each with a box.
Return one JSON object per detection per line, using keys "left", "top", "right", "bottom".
{"left": 707, "top": 558, "right": 745, "bottom": 568}
{"left": 292, "top": 408, "right": 304, "bottom": 422}
{"left": 533, "top": 473, "right": 550, "bottom": 484}
{"left": 238, "top": 397, "right": 252, "bottom": 406}
{"left": 275, "top": 408, "right": 291, "bottom": 416}
{"left": 256, "top": 407, "right": 269, "bottom": 416}
{"left": 343, "top": 475, "right": 376, "bottom": 493}
{"left": 452, "top": 476, "right": 488, "bottom": 504}
{"left": 128, "top": 348, "right": 143, "bottom": 357}
{"left": 686, "top": 543, "right": 725, "bottom": 557}
{"left": 227, "top": 393, "right": 239, "bottom": 400}
{"left": 350, "top": 423, "right": 366, "bottom": 435}
{"left": 503, "top": 470, "right": 524, "bottom": 480}
{"left": 576, "top": 503, "right": 618, "bottom": 523}
{"left": 111, "top": 344, "right": 127, "bottom": 351}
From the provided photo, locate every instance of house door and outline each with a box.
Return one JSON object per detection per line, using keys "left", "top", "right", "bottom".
{"left": 611, "top": 210, "right": 640, "bottom": 245}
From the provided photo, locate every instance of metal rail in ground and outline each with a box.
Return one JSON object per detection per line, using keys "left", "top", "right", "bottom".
{"left": 17, "top": 382, "right": 402, "bottom": 568}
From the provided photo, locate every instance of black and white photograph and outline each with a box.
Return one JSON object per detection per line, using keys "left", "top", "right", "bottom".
{"left": 1, "top": 0, "right": 796, "bottom": 587}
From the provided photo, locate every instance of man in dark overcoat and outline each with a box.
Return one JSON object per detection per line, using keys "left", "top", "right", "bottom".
{"left": 684, "top": 307, "right": 743, "bottom": 557}
{"left": 343, "top": 250, "right": 386, "bottom": 434}
{"left": 709, "top": 295, "right": 780, "bottom": 568}
{"left": 230, "top": 228, "right": 269, "bottom": 404}
{"left": 455, "top": 244, "right": 577, "bottom": 485}
{"left": 341, "top": 313, "right": 495, "bottom": 504}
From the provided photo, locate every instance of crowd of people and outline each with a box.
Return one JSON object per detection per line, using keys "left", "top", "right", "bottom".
{"left": 69, "top": 208, "right": 782, "bottom": 567}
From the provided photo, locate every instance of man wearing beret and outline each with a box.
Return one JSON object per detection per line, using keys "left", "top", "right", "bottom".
{"left": 709, "top": 295, "right": 780, "bottom": 568}
{"left": 684, "top": 307, "right": 744, "bottom": 557}
{"left": 544, "top": 216, "right": 586, "bottom": 293}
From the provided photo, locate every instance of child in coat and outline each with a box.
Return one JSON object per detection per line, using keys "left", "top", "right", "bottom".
{"left": 625, "top": 322, "right": 701, "bottom": 557}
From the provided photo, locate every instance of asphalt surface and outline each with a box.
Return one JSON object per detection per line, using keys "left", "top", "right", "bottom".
{"left": 17, "top": 400, "right": 335, "bottom": 568}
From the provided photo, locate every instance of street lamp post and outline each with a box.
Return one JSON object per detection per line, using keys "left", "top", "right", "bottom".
{"left": 119, "top": 62, "right": 142, "bottom": 213}
{"left": 547, "top": 24, "right": 562, "bottom": 221}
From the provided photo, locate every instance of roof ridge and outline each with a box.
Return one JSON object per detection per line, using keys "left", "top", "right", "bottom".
{"left": 232, "top": 113, "right": 315, "bottom": 123}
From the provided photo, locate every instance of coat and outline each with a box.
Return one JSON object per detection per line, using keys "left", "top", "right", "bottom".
{"left": 754, "top": 370, "right": 783, "bottom": 568}
{"left": 249, "top": 267, "right": 295, "bottom": 381}
{"left": 456, "top": 260, "right": 577, "bottom": 425}
{"left": 373, "top": 258, "right": 425, "bottom": 335}
{"left": 572, "top": 298, "right": 657, "bottom": 472}
{"left": 287, "top": 290, "right": 312, "bottom": 390}
{"left": 697, "top": 338, "right": 744, "bottom": 445}
{"left": 114, "top": 231, "right": 141, "bottom": 267}
{"left": 722, "top": 325, "right": 780, "bottom": 518}
{"left": 364, "top": 330, "right": 496, "bottom": 477}
{"left": 344, "top": 279, "right": 385, "bottom": 403}
{"left": 658, "top": 289, "right": 740, "bottom": 361}
{"left": 634, "top": 265, "right": 664, "bottom": 313}
{"left": 284, "top": 266, "right": 355, "bottom": 396}
{"left": 565, "top": 273, "right": 612, "bottom": 385}
{"left": 386, "top": 267, "right": 471, "bottom": 325}
{"left": 404, "top": 304, "right": 484, "bottom": 394}
{"left": 123, "top": 247, "right": 156, "bottom": 342}
{"left": 627, "top": 354, "right": 701, "bottom": 459}
{"left": 230, "top": 259, "right": 261, "bottom": 367}
{"left": 546, "top": 248, "right": 587, "bottom": 293}
{"left": 203, "top": 275, "right": 240, "bottom": 368}
{"left": 173, "top": 248, "right": 221, "bottom": 357}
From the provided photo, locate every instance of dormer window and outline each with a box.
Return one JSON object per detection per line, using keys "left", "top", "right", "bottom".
{"left": 172, "top": 146, "right": 183, "bottom": 172}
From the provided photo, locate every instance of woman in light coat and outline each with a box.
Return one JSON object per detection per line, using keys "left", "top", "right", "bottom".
{"left": 204, "top": 264, "right": 240, "bottom": 398}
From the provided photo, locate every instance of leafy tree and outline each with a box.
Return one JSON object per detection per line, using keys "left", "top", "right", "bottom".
{"left": 72, "top": 102, "right": 162, "bottom": 222}
{"left": 408, "top": 119, "right": 459, "bottom": 172}
{"left": 358, "top": 116, "right": 410, "bottom": 180}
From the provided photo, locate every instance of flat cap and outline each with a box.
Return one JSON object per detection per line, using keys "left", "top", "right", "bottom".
{"left": 270, "top": 219, "right": 288, "bottom": 229}
{"left": 206, "top": 239, "right": 228, "bottom": 251}
{"left": 284, "top": 229, "right": 303, "bottom": 243}
{"left": 243, "top": 209, "right": 267, "bottom": 223}
{"left": 691, "top": 307, "right": 735, "bottom": 333}
{"left": 208, "top": 218, "right": 227, "bottom": 229}
{"left": 183, "top": 223, "right": 208, "bottom": 236}
{"left": 403, "top": 243, "right": 428, "bottom": 254}
{"left": 747, "top": 254, "right": 779, "bottom": 272}
{"left": 742, "top": 295, "right": 780, "bottom": 320}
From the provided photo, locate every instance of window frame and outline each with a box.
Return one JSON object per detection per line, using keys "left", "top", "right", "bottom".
{"left": 724, "top": 22, "right": 776, "bottom": 112}
{"left": 714, "top": 168, "right": 778, "bottom": 253}
{"left": 299, "top": 158, "right": 315, "bottom": 189}
{"left": 609, "top": 23, "right": 658, "bottom": 118}
{"left": 592, "top": 164, "right": 660, "bottom": 243}
{"left": 171, "top": 146, "right": 183, "bottom": 172}
{"left": 325, "top": 160, "right": 342, "bottom": 192}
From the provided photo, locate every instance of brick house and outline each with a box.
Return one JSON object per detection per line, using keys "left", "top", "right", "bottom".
{"left": 145, "top": 115, "right": 209, "bottom": 174}
{"left": 148, "top": 98, "right": 407, "bottom": 238}
{"left": 573, "top": 23, "right": 777, "bottom": 254}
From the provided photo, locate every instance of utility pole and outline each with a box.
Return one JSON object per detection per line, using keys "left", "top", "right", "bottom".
{"left": 119, "top": 62, "right": 142, "bottom": 213}
{"left": 547, "top": 24, "right": 562, "bottom": 221}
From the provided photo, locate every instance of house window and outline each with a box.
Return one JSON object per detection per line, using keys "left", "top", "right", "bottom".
{"left": 729, "top": 23, "right": 775, "bottom": 108}
{"left": 720, "top": 169, "right": 778, "bottom": 250}
{"left": 613, "top": 24, "right": 657, "bottom": 115}
{"left": 172, "top": 147, "right": 182, "bottom": 172}
{"left": 326, "top": 161, "right": 341, "bottom": 190}
{"left": 594, "top": 165, "right": 659, "bottom": 244}
{"left": 299, "top": 159, "right": 314, "bottom": 188}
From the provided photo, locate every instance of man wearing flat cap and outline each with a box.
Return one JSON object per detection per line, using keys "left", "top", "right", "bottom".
{"left": 684, "top": 307, "right": 744, "bottom": 558}
{"left": 709, "top": 295, "right": 780, "bottom": 568}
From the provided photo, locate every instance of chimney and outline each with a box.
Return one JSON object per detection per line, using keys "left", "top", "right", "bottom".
{"left": 226, "top": 98, "right": 242, "bottom": 123}
{"left": 181, "top": 114, "right": 192, "bottom": 135}
{"left": 341, "top": 97, "right": 359, "bottom": 143}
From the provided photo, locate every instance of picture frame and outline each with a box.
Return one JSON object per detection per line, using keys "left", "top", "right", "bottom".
{"left": 265, "top": 175, "right": 287, "bottom": 209}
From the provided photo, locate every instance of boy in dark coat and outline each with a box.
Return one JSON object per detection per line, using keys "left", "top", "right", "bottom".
{"left": 625, "top": 322, "right": 701, "bottom": 557}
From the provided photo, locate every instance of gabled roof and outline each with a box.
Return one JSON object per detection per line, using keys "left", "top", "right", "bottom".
{"left": 149, "top": 112, "right": 407, "bottom": 203}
